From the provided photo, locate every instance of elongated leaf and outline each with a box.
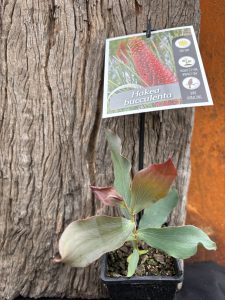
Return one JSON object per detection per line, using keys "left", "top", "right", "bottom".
{"left": 59, "top": 216, "right": 134, "bottom": 267}
{"left": 106, "top": 130, "right": 132, "bottom": 207}
{"left": 127, "top": 249, "right": 139, "bottom": 277}
{"left": 138, "top": 225, "right": 217, "bottom": 259}
{"left": 139, "top": 189, "right": 179, "bottom": 229}
{"left": 90, "top": 186, "right": 124, "bottom": 206}
{"left": 131, "top": 159, "right": 177, "bottom": 213}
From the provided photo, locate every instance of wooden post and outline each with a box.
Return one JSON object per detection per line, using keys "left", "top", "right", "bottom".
{"left": 0, "top": 0, "right": 199, "bottom": 299}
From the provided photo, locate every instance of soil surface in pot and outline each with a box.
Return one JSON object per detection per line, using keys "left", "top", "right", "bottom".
{"left": 107, "top": 242, "right": 176, "bottom": 277}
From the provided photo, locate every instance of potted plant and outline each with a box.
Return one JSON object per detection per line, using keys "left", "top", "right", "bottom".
{"left": 55, "top": 130, "right": 216, "bottom": 300}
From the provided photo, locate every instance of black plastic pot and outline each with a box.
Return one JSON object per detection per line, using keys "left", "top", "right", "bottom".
{"left": 101, "top": 254, "right": 183, "bottom": 300}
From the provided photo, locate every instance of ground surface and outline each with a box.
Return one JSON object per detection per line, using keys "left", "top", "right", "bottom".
{"left": 107, "top": 242, "right": 176, "bottom": 277}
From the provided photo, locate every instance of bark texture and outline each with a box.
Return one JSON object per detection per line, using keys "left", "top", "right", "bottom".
{"left": 0, "top": 0, "right": 199, "bottom": 299}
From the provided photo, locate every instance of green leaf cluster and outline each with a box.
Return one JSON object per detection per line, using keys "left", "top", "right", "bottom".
{"left": 58, "top": 130, "right": 216, "bottom": 277}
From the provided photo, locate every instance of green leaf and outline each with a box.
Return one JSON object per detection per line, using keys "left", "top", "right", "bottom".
{"left": 59, "top": 216, "right": 134, "bottom": 267}
{"left": 139, "top": 189, "right": 179, "bottom": 229}
{"left": 138, "top": 225, "right": 217, "bottom": 259}
{"left": 138, "top": 249, "right": 148, "bottom": 255}
{"left": 131, "top": 159, "right": 177, "bottom": 214}
{"left": 106, "top": 130, "right": 132, "bottom": 207}
{"left": 127, "top": 249, "right": 139, "bottom": 277}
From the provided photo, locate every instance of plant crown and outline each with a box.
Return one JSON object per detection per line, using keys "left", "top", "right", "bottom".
{"left": 57, "top": 130, "right": 216, "bottom": 277}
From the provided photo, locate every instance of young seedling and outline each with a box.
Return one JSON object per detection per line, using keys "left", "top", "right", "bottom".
{"left": 56, "top": 130, "right": 216, "bottom": 277}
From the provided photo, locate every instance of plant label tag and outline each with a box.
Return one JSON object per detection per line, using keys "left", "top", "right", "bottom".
{"left": 102, "top": 26, "right": 213, "bottom": 118}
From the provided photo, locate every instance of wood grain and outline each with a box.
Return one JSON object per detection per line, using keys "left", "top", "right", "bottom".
{"left": 0, "top": 0, "right": 199, "bottom": 299}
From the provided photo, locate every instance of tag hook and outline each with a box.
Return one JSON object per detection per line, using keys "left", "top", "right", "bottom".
{"left": 146, "top": 19, "right": 152, "bottom": 38}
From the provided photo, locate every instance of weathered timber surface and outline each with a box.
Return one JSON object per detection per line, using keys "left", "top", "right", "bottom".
{"left": 0, "top": 0, "right": 199, "bottom": 299}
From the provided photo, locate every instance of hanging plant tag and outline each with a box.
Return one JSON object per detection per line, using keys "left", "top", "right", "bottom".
{"left": 102, "top": 26, "right": 213, "bottom": 118}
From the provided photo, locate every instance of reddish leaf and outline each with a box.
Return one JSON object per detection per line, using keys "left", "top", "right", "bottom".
{"left": 91, "top": 186, "right": 124, "bottom": 206}
{"left": 131, "top": 159, "right": 177, "bottom": 213}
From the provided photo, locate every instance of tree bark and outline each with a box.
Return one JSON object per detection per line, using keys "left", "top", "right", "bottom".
{"left": 0, "top": 0, "right": 199, "bottom": 299}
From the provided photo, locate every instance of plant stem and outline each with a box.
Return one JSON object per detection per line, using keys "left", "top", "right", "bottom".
{"left": 131, "top": 213, "right": 139, "bottom": 251}
{"left": 122, "top": 202, "right": 139, "bottom": 252}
